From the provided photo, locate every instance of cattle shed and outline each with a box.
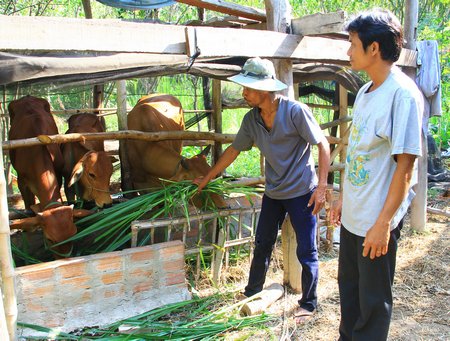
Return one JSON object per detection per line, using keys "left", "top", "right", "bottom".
{"left": 0, "top": 1, "right": 423, "bottom": 339}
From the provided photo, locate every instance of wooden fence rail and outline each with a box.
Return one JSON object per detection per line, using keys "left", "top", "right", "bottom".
{"left": 1, "top": 130, "right": 343, "bottom": 151}
{"left": 131, "top": 206, "right": 261, "bottom": 284}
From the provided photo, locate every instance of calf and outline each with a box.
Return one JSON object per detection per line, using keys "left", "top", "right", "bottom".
{"left": 62, "top": 113, "right": 113, "bottom": 208}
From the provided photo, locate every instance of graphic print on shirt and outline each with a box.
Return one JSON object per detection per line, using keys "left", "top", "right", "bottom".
{"left": 346, "top": 114, "right": 370, "bottom": 186}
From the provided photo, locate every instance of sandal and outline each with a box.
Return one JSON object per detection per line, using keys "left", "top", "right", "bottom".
{"left": 293, "top": 307, "right": 314, "bottom": 324}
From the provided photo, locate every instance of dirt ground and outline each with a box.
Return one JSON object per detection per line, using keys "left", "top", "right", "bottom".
{"left": 207, "top": 203, "right": 449, "bottom": 340}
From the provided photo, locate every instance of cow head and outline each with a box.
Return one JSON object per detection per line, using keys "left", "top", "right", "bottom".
{"left": 10, "top": 205, "right": 77, "bottom": 258}
{"left": 171, "top": 145, "right": 227, "bottom": 209}
{"left": 171, "top": 145, "right": 213, "bottom": 182}
{"left": 68, "top": 150, "right": 114, "bottom": 208}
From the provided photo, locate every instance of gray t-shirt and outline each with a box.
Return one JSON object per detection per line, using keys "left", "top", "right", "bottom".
{"left": 232, "top": 97, "right": 324, "bottom": 199}
{"left": 341, "top": 66, "right": 423, "bottom": 237}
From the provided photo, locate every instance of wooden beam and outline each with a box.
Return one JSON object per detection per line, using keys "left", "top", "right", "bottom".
{"left": 175, "top": 0, "right": 266, "bottom": 22}
{"left": 185, "top": 26, "right": 417, "bottom": 67}
{"left": 0, "top": 15, "right": 416, "bottom": 67}
{"left": 291, "top": 11, "right": 345, "bottom": 36}
{"left": 0, "top": 15, "right": 186, "bottom": 54}
{"left": 186, "top": 25, "right": 348, "bottom": 61}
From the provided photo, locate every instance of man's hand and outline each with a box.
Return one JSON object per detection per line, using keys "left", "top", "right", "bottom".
{"left": 308, "top": 185, "right": 326, "bottom": 215}
{"left": 193, "top": 176, "right": 209, "bottom": 192}
{"left": 362, "top": 221, "right": 391, "bottom": 259}
{"left": 330, "top": 198, "right": 342, "bottom": 227}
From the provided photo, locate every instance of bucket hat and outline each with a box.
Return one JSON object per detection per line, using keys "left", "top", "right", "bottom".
{"left": 228, "top": 57, "right": 288, "bottom": 92}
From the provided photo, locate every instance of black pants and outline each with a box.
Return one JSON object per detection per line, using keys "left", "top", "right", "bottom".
{"left": 338, "top": 222, "right": 402, "bottom": 341}
{"left": 244, "top": 192, "right": 318, "bottom": 312}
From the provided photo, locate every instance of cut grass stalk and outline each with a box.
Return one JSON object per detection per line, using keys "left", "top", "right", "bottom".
{"left": 19, "top": 293, "right": 274, "bottom": 340}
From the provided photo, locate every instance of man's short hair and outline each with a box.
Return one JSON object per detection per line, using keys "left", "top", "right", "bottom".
{"left": 344, "top": 8, "right": 403, "bottom": 62}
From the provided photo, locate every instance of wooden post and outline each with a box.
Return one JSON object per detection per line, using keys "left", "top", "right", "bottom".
{"left": 116, "top": 80, "right": 133, "bottom": 194}
{"left": 404, "top": 0, "right": 427, "bottom": 232}
{"left": 212, "top": 79, "right": 222, "bottom": 167}
{"left": 81, "top": 0, "right": 93, "bottom": 19}
{"left": 0, "top": 287, "right": 9, "bottom": 341}
{"left": 339, "top": 84, "right": 348, "bottom": 192}
{"left": 281, "top": 217, "right": 301, "bottom": 292}
{"left": 265, "top": 0, "right": 301, "bottom": 293}
{"left": 0, "top": 139, "right": 17, "bottom": 340}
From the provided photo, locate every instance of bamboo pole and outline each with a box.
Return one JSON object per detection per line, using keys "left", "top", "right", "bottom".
{"left": 2, "top": 130, "right": 237, "bottom": 150}
{"left": 0, "top": 142, "right": 17, "bottom": 340}
{"left": 116, "top": 80, "right": 133, "bottom": 194}
{"left": 48, "top": 108, "right": 213, "bottom": 115}
{"left": 212, "top": 79, "right": 223, "bottom": 166}
{"left": 0, "top": 287, "right": 9, "bottom": 341}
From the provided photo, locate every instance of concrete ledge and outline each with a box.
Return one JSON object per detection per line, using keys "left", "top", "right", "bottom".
{"left": 15, "top": 241, "right": 190, "bottom": 337}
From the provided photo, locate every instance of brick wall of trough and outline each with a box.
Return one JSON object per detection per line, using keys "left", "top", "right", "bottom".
{"left": 15, "top": 240, "right": 191, "bottom": 337}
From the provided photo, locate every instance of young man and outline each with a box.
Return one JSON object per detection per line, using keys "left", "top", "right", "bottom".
{"left": 195, "top": 57, "right": 330, "bottom": 322}
{"left": 331, "top": 9, "right": 423, "bottom": 341}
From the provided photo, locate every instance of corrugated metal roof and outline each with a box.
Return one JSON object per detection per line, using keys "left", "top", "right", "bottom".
{"left": 96, "top": 0, "right": 176, "bottom": 10}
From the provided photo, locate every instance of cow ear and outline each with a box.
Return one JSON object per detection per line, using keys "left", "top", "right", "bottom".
{"left": 69, "top": 162, "right": 84, "bottom": 187}
{"left": 73, "top": 208, "right": 95, "bottom": 218}
{"left": 199, "top": 145, "right": 211, "bottom": 156}
{"left": 9, "top": 216, "right": 42, "bottom": 232}
{"left": 180, "top": 157, "right": 190, "bottom": 170}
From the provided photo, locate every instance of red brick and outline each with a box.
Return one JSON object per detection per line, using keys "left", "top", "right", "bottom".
{"left": 163, "top": 259, "right": 184, "bottom": 272}
{"left": 104, "top": 286, "right": 125, "bottom": 298}
{"left": 26, "top": 301, "right": 46, "bottom": 312}
{"left": 18, "top": 268, "right": 54, "bottom": 282}
{"left": 101, "top": 271, "right": 123, "bottom": 285}
{"left": 60, "top": 275, "right": 91, "bottom": 289}
{"left": 132, "top": 280, "right": 153, "bottom": 293}
{"left": 79, "top": 291, "right": 92, "bottom": 304}
{"left": 129, "top": 268, "right": 153, "bottom": 278}
{"left": 165, "top": 272, "right": 185, "bottom": 286}
{"left": 33, "top": 285, "right": 55, "bottom": 297}
{"left": 159, "top": 244, "right": 184, "bottom": 258}
{"left": 129, "top": 249, "right": 154, "bottom": 262}
{"left": 59, "top": 261, "right": 87, "bottom": 278}
{"left": 94, "top": 255, "right": 123, "bottom": 272}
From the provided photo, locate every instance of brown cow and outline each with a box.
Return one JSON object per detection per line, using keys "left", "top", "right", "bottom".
{"left": 8, "top": 95, "right": 86, "bottom": 257}
{"left": 127, "top": 94, "right": 212, "bottom": 186}
{"left": 126, "top": 94, "right": 225, "bottom": 207}
{"left": 61, "top": 113, "right": 113, "bottom": 208}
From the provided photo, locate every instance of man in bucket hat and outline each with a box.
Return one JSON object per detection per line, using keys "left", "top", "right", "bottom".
{"left": 195, "top": 57, "right": 330, "bottom": 323}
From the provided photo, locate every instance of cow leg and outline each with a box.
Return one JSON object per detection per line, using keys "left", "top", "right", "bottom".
{"left": 18, "top": 178, "right": 35, "bottom": 210}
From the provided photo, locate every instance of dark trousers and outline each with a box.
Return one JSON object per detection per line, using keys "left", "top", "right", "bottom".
{"left": 338, "top": 222, "right": 402, "bottom": 341}
{"left": 244, "top": 192, "right": 319, "bottom": 312}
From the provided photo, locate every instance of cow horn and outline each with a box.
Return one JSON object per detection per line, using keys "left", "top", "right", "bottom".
{"left": 200, "top": 145, "right": 212, "bottom": 156}
{"left": 73, "top": 208, "right": 95, "bottom": 218}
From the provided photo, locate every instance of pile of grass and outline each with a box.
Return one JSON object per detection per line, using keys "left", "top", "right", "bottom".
{"left": 58, "top": 178, "right": 260, "bottom": 256}
{"left": 18, "top": 292, "right": 276, "bottom": 340}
